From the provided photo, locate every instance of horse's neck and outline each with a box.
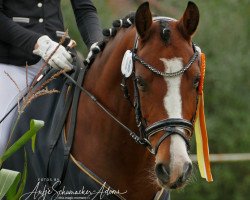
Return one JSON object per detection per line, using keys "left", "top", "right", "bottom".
{"left": 72, "top": 30, "right": 158, "bottom": 198}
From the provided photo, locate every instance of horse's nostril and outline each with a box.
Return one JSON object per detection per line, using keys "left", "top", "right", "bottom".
{"left": 169, "top": 163, "right": 192, "bottom": 189}
{"left": 155, "top": 164, "right": 170, "bottom": 183}
{"left": 182, "top": 162, "right": 192, "bottom": 181}
{"left": 156, "top": 164, "right": 169, "bottom": 176}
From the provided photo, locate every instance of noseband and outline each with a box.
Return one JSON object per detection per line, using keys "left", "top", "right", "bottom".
{"left": 123, "top": 23, "right": 199, "bottom": 155}
{"left": 145, "top": 119, "right": 193, "bottom": 154}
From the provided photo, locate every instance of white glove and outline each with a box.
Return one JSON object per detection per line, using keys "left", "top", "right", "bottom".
{"left": 33, "top": 35, "right": 73, "bottom": 71}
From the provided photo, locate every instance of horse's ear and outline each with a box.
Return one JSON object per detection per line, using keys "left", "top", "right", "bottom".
{"left": 178, "top": 1, "right": 199, "bottom": 40}
{"left": 135, "top": 2, "right": 152, "bottom": 40}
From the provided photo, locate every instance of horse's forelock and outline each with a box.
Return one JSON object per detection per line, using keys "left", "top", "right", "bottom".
{"left": 159, "top": 20, "right": 171, "bottom": 44}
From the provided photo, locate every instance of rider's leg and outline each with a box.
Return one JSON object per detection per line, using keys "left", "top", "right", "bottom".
{"left": 0, "top": 60, "right": 42, "bottom": 156}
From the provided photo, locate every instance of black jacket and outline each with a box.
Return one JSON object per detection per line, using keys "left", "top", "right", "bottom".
{"left": 0, "top": 0, "right": 102, "bottom": 66}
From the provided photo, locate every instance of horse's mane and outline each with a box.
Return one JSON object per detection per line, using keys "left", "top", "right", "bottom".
{"left": 83, "top": 13, "right": 171, "bottom": 66}
{"left": 83, "top": 13, "right": 135, "bottom": 66}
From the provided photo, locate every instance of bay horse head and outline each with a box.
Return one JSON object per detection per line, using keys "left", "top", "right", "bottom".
{"left": 130, "top": 2, "right": 200, "bottom": 189}
{"left": 76, "top": 1, "right": 201, "bottom": 197}
{"left": 123, "top": 2, "right": 200, "bottom": 189}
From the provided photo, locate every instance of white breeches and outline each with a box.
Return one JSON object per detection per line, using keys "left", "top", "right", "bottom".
{"left": 0, "top": 60, "right": 43, "bottom": 156}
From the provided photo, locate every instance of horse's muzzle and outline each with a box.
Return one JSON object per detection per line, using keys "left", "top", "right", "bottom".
{"left": 155, "top": 161, "right": 193, "bottom": 189}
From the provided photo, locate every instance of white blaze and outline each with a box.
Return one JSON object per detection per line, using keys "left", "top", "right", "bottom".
{"left": 160, "top": 58, "right": 183, "bottom": 118}
{"left": 160, "top": 58, "right": 191, "bottom": 183}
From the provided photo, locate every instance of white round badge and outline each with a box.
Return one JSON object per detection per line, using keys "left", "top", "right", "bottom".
{"left": 121, "top": 50, "right": 133, "bottom": 78}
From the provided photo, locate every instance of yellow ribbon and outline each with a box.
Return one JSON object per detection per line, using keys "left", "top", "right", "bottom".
{"left": 194, "top": 53, "right": 213, "bottom": 182}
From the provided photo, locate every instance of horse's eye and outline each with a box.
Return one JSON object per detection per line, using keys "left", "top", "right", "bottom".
{"left": 136, "top": 76, "right": 147, "bottom": 91}
{"left": 193, "top": 75, "right": 200, "bottom": 89}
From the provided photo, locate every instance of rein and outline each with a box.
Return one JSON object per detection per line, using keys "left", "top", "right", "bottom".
{"left": 61, "top": 69, "right": 145, "bottom": 145}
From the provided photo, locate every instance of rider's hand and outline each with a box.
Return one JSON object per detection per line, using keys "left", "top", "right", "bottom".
{"left": 33, "top": 35, "right": 73, "bottom": 71}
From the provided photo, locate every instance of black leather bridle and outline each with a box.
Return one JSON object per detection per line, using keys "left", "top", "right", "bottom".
{"left": 124, "top": 25, "right": 199, "bottom": 155}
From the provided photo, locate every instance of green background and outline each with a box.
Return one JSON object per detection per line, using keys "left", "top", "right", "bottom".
{"left": 61, "top": 1, "right": 250, "bottom": 199}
